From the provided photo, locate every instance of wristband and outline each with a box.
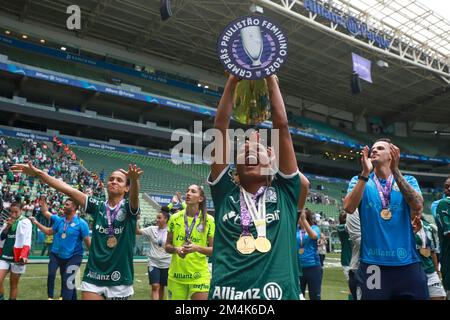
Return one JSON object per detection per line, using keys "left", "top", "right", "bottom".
{"left": 358, "top": 175, "right": 369, "bottom": 182}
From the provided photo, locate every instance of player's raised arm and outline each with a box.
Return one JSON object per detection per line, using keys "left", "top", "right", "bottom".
{"left": 266, "top": 75, "right": 297, "bottom": 175}
{"left": 211, "top": 74, "right": 239, "bottom": 180}
{"left": 11, "top": 162, "right": 87, "bottom": 208}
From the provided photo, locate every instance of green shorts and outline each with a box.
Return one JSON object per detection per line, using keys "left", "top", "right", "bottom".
{"left": 167, "top": 278, "right": 210, "bottom": 300}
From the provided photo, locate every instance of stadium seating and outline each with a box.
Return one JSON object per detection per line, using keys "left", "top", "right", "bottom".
{"left": 1, "top": 46, "right": 220, "bottom": 108}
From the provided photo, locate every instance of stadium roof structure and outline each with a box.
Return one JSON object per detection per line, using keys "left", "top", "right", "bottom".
{"left": 0, "top": 0, "right": 449, "bottom": 126}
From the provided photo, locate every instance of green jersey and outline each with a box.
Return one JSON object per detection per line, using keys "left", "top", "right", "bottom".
{"left": 208, "top": 167, "right": 301, "bottom": 300}
{"left": 82, "top": 196, "right": 139, "bottom": 286}
{"left": 436, "top": 197, "right": 450, "bottom": 290}
{"left": 414, "top": 219, "right": 436, "bottom": 274}
{"left": 0, "top": 216, "right": 26, "bottom": 262}
{"left": 167, "top": 209, "right": 215, "bottom": 284}
{"left": 337, "top": 224, "right": 352, "bottom": 267}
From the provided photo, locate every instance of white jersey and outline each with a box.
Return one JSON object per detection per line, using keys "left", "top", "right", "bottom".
{"left": 345, "top": 209, "right": 361, "bottom": 271}
{"left": 141, "top": 226, "right": 171, "bottom": 269}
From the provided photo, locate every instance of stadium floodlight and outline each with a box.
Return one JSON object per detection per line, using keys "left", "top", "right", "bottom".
{"left": 5, "top": 30, "right": 10, "bottom": 35}
{"left": 61, "top": 46, "right": 67, "bottom": 51}
{"left": 250, "top": 4, "right": 264, "bottom": 14}
{"left": 22, "top": 34, "right": 28, "bottom": 39}
{"left": 40, "top": 39, "right": 45, "bottom": 44}
{"left": 377, "top": 60, "right": 389, "bottom": 68}
{"left": 160, "top": 0, "right": 172, "bottom": 21}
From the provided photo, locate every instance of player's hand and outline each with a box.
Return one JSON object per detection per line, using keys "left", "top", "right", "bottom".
{"left": 28, "top": 216, "right": 37, "bottom": 224}
{"left": 119, "top": 164, "right": 143, "bottom": 182}
{"left": 11, "top": 161, "right": 41, "bottom": 177}
{"left": 182, "top": 243, "right": 198, "bottom": 254}
{"left": 389, "top": 144, "right": 401, "bottom": 172}
{"left": 412, "top": 215, "right": 422, "bottom": 233}
{"left": 39, "top": 196, "right": 48, "bottom": 213}
{"left": 18, "top": 257, "right": 28, "bottom": 265}
{"left": 300, "top": 209, "right": 307, "bottom": 222}
{"left": 361, "top": 146, "right": 373, "bottom": 176}
{"left": 176, "top": 247, "right": 187, "bottom": 259}
{"left": 5, "top": 217, "right": 14, "bottom": 227}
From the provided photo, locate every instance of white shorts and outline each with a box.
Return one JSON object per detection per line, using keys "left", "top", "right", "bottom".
{"left": 0, "top": 259, "right": 26, "bottom": 274}
{"left": 426, "top": 272, "right": 446, "bottom": 298}
{"left": 342, "top": 266, "right": 351, "bottom": 281}
{"left": 81, "top": 281, "right": 134, "bottom": 300}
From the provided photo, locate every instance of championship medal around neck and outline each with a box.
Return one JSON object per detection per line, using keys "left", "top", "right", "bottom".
{"left": 236, "top": 234, "right": 256, "bottom": 254}
{"left": 380, "top": 209, "right": 392, "bottom": 220}
{"left": 254, "top": 236, "right": 272, "bottom": 253}
{"left": 61, "top": 233, "right": 67, "bottom": 239}
{"left": 107, "top": 236, "right": 118, "bottom": 249}
{"left": 298, "top": 248, "right": 305, "bottom": 255}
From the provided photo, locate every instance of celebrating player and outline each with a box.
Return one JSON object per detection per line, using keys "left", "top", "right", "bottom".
{"left": 343, "top": 139, "right": 428, "bottom": 299}
{"left": 30, "top": 196, "right": 91, "bottom": 300}
{"left": 0, "top": 202, "right": 32, "bottom": 300}
{"left": 165, "top": 184, "right": 214, "bottom": 300}
{"left": 297, "top": 208, "right": 322, "bottom": 300}
{"left": 208, "top": 74, "right": 309, "bottom": 300}
{"left": 137, "top": 206, "right": 171, "bottom": 300}
{"left": 11, "top": 162, "right": 142, "bottom": 300}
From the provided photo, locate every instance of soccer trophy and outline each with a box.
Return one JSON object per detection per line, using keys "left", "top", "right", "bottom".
{"left": 217, "top": 16, "right": 288, "bottom": 125}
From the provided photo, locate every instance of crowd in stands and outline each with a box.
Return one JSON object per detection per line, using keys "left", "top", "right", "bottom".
{"left": 0, "top": 136, "right": 106, "bottom": 253}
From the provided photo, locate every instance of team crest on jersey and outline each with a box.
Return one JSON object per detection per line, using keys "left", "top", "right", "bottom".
{"left": 115, "top": 208, "right": 126, "bottom": 222}
{"left": 197, "top": 223, "right": 204, "bottom": 232}
{"left": 265, "top": 187, "right": 277, "bottom": 203}
{"left": 392, "top": 183, "right": 400, "bottom": 192}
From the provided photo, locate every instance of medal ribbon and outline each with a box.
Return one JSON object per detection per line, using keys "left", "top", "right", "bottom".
{"left": 299, "top": 228, "right": 305, "bottom": 249}
{"left": 105, "top": 200, "right": 123, "bottom": 237}
{"left": 241, "top": 186, "right": 267, "bottom": 237}
{"left": 63, "top": 216, "right": 74, "bottom": 235}
{"left": 157, "top": 227, "right": 167, "bottom": 247}
{"left": 418, "top": 227, "right": 427, "bottom": 249}
{"left": 184, "top": 211, "right": 199, "bottom": 243}
{"left": 373, "top": 175, "right": 393, "bottom": 209}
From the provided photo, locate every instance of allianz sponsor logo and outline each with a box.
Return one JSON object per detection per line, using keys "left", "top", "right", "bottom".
{"left": 95, "top": 224, "right": 124, "bottom": 235}
{"left": 211, "top": 282, "right": 283, "bottom": 300}
{"left": 88, "top": 142, "right": 116, "bottom": 151}
{"left": 86, "top": 270, "right": 121, "bottom": 281}
{"left": 368, "top": 247, "right": 408, "bottom": 259}
{"left": 223, "top": 210, "right": 280, "bottom": 224}
{"left": 173, "top": 272, "right": 202, "bottom": 280}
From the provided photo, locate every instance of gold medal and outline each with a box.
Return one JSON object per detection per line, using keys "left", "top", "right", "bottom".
{"left": 254, "top": 236, "right": 271, "bottom": 253}
{"left": 420, "top": 248, "right": 431, "bottom": 257}
{"left": 107, "top": 236, "right": 118, "bottom": 248}
{"left": 380, "top": 209, "right": 392, "bottom": 220}
{"left": 236, "top": 234, "right": 256, "bottom": 254}
{"left": 61, "top": 233, "right": 66, "bottom": 239}
{"left": 299, "top": 248, "right": 304, "bottom": 255}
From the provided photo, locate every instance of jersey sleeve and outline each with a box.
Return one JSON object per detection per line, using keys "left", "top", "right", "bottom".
{"left": 312, "top": 225, "right": 321, "bottom": 240}
{"left": 437, "top": 200, "right": 450, "bottom": 236}
{"left": 404, "top": 175, "right": 422, "bottom": 195}
{"left": 51, "top": 215, "right": 61, "bottom": 233}
{"left": 207, "top": 166, "right": 237, "bottom": 210}
{"left": 206, "top": 215, "right": 215, "bottom": 239}
{"left": 80, "top": 219, "right": 90, "bottom": 239}
{"left": 346, "top": 176, "right": 359, "bottom": 194}
{"left": 141, "top": 226, "right": 155, "bottom": 240}
{"left": 84, "top": 196, "right": 101, "bottom": 220}
{"left": 274, "top": 170, "right": 301, "bottom": 201}
{"left": 127, "top": 199, "right": 140, "bottom": 218}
